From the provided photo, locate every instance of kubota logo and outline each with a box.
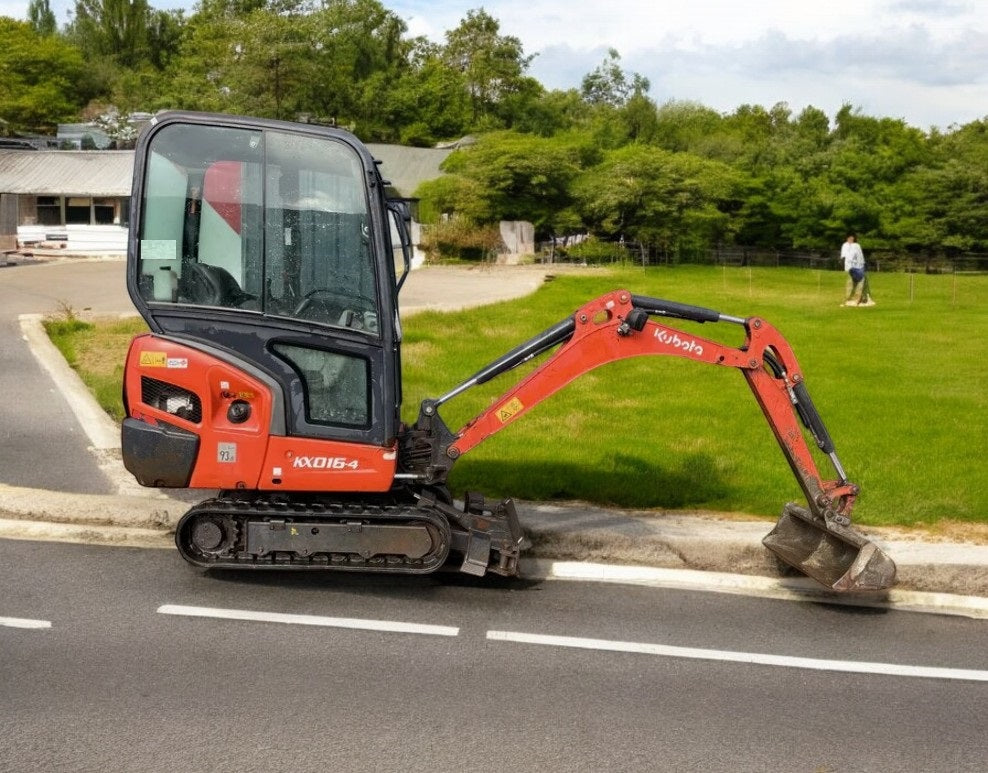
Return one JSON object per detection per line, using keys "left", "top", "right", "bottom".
{"left": 292, "top": 456, "right": 360, "bottom": 471}
{"left": 654, "top": 329, "right": 704, "bottom": 356}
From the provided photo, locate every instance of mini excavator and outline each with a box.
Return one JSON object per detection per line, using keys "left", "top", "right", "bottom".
{"left": 121, "top": 112, "right": 895, "bottom": 592}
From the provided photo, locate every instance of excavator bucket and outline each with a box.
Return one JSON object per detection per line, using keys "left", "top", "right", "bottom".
{"left": 763, "top": 503, "right": 896, "bottom": 592}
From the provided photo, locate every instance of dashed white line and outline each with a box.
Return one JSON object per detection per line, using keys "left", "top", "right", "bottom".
{"left": 153, "top": 606, "right": 987, "bottom": 682}
{"left": 157, "top": 604, "right": 459, "bottom": 637}
{"left": 486, "top": 630, "right": 988, "bottom": 683}
{"left": 0, "top": 616, "right": 52, "bottom": 629}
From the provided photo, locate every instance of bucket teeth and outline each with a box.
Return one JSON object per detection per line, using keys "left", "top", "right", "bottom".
{"left": 763, "top": 503, "right": 897, "bottom": 592}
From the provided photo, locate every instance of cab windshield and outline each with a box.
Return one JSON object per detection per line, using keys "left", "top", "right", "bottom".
{"left": 137, "top": 123, "right": 379, "bottom": 334}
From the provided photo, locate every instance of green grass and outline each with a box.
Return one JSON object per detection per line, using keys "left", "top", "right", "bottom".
{"left": 401, "top": 266, "right": 987, "bottom": 527}
{"left": 44, "top": 315, "right": 147, "bottom": 423}
{"left": 47, "top": 266, "right": 988, "bottom": 528}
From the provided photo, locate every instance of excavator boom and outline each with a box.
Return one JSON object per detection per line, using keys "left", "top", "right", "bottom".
{"left": 402, "top": 290, "right": 896, "bottom": 592}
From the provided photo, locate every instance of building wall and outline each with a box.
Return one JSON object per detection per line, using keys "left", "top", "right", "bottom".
{"left": 12, "top": 193, "right": 129, "bottom": 253}
{"left": 15, "top": 194, "right": 127, "bottom": 227}
{"left": 17, "top": 223, "right": 127, "bottom": 253}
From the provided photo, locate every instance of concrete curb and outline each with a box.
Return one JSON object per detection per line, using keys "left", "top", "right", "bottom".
{"left": 19, "top": 313, "right": 119, "bottom": 450}
{"left": 0, "top": 517, "right": 172, "bottom": 550}
{"left": 519, "top": 504, "right": 988, "bottom": 600}
{"left": 0, "top": 484, "right": 184, "bottom": 530}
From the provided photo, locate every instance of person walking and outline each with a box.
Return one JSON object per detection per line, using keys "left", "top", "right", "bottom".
{"left": 840, "top": 234, "right": 875, "bottom": 306}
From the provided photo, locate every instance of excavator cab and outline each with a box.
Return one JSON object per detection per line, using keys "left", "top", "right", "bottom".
{"left": 125, "top": 112, "right": 409, "bottom": 463}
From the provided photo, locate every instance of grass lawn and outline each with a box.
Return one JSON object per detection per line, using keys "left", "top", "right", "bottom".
{"left": 46, "top": 265, "right": 987, "bottom": 529}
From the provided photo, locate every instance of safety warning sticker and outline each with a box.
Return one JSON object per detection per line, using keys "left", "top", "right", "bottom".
{"left": 496, "top": 397, "right": 524, "bottom": 424}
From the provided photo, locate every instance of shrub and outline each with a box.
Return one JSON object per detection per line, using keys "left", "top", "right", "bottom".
{"left": 420, "top": 218, "right": 503, "bottom": 263}
{"left": 560, "top": 237, "right": 628, "bottom": 264}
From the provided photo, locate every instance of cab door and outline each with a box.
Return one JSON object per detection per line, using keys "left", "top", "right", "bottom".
{"left": 127, "top": 112, "right": 403, "bottom": 448}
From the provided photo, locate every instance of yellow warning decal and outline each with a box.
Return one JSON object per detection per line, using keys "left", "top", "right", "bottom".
{"left": 139, "top": 351, "right": 167, "bottom": 368}
{"left": 496, "top": 397, "right": 524, "bottom": 424}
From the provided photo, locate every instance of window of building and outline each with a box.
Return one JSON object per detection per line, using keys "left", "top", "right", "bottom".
{"left": 93, "top": 197, "right": 116, "bottom": 224}
{"left": 65, "top": 197, "right": 91, "bottom": 224}
{"left": 36, "top": 196, "right": 61, "bottom": 226}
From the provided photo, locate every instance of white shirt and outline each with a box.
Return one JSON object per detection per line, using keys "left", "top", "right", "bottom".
{"left": 841, "top": 241, "right": 864, "bottom": 271}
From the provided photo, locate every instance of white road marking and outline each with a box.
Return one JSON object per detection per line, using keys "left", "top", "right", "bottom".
{"left": 486, "top": 630, "right": 988, "bottom": 683}
{"left": 524, "top": 560, "right": 988, "bottom": 620}
{"left": 157, "top": 604, "right": 459, "bottom": 637}
{"left": 0, "top": 616, "right": 52, "bottom": 629}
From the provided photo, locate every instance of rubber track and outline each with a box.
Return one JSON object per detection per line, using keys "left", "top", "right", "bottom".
{"left": 175, "top": 495, "right": 452, "bottom": 573}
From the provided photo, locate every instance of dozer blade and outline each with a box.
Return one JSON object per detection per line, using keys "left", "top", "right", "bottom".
{"left": 763, "top": 503, "right": 896, "bottom": 592}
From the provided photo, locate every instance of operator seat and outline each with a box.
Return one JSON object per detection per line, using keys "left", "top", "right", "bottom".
{"left": 182, "top": 263, "right": 259, "bottom": 310}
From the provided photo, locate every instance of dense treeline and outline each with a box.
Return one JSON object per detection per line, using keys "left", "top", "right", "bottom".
{"left": 2, "top": 0, "right": 986, "bottom": 257}
{"left": 424, "top": 103, "right": 988, "bottom": 258}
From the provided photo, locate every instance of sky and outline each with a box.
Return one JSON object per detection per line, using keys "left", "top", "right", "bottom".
{"left": 6, "top": 0, "right": 987, "bottom": 130}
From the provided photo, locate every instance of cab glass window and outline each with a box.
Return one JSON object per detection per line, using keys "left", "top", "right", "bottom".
{"left": 137, "top": 123, "right": 379, "bottom": 334}
{"left": 272, "top": 343, "right": 370, "bottom": 428}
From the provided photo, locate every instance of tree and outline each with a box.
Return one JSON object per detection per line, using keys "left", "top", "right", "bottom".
{"left": 196, "top": 0, "right": 267, "bottom": 17}
{"left": 225, "top": 10, "right": 315, "bottom": 119}
{"left": 893, "top": 119, "right": 988, "bottom": 252}
{"left": 0, "top": 18, "right": 90, "bottom": 133}
{"left": 652, "top": 101, "right": 723, "bottom": 153}
{"left": 574, "top": 145, "right": 741, "bottom": 258}
{"left": 442, "top": 9, "right": 534, "bottom": 126}
{"left": 414, "top": 174, "right": 487, "bottom": 224}
{"left": 580, "top": 48, "right": 649, "bottom": 108}
{"left": 62, "top": 0, "right": 185, "bottom": 110}
{"left": 507, "top": 87, "right": 584, "bottom": 137}
{"left": 27, "top": 0, "right": 57, "bottom": 36}
{"left": 147, "top": 9, "right": 185, "bottom": 70}
{"left": 794, "top": 105, "right": 829, "bottom": 146}
{"left": 92, "top": 107, "right": 139, "bottom": 147}
{"left": 619, "top": 92, "right": 659, "bottom": 143}
{"left": 421, "top": 132, "right": 584, "bottom": 237}
{"left": 310, "top": 0, "right": 410, "bottom": 135}
{"left": 166, "top": 0, "right": 409, "bottom": 127}
{"left": 69, "top": 0, "right": 153, "bottom": 69}
{"left": 378, "top": 38, "right": 470, "bottom": 144}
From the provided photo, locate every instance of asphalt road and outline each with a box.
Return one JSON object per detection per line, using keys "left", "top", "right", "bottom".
{"left": 0, "top": 259, "right": 127, "bottom": 494}
{"left": 2, "top": 538, "right": 986, "bottom": 773}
